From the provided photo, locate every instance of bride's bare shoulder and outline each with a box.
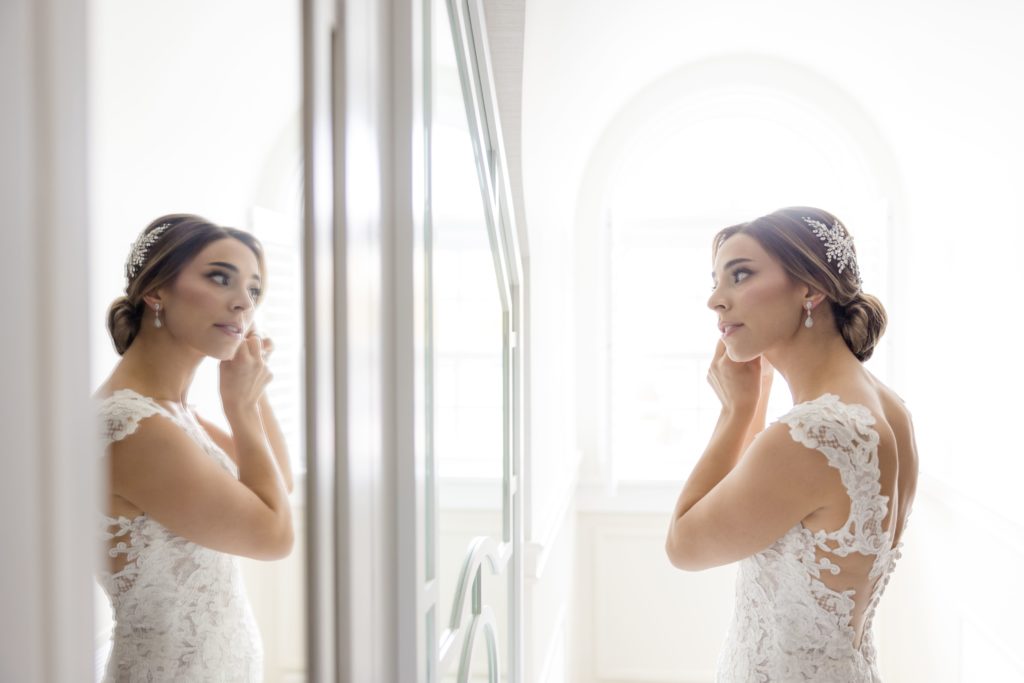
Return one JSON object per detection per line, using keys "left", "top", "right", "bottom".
{"left": 865, "top": 374, "right": 914, "bottom": 426}
{"left": 864, "top": 375, "right": 918, "bottom": 474}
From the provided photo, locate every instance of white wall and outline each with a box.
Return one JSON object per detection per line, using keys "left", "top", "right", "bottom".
{"left": 521, "top": 1, "right": 1024, "bottom": 680}
{"left": 574, "top": 510, "right": 735, "bottom": 682}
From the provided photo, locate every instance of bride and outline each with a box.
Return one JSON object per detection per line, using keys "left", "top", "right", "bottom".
{"left": 94, "top": 214, "right": 293, "bottom": 681}
{"left": 665, "top": 207, "right": 918, "bottom": 681}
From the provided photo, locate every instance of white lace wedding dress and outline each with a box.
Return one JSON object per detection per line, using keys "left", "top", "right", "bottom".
{"left": 716, "top": 394, "right": 908, "bottom": 682}
{"left": 97, "top": 389, "right": 263, "bottom": 682}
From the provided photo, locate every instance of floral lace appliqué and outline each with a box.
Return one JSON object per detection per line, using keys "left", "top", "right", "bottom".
{"left": 97, "top": 389, "right": 262, "bottom": 682}
{"left": 715, "top": 394, "right": 909, "bottom": 683}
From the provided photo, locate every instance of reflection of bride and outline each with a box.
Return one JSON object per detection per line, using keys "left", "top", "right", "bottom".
{"left": 665, "top": 207, "right": 918, "bottom": 681}
{"left": 94, "top": 215, "right": 293, "bottom": 681}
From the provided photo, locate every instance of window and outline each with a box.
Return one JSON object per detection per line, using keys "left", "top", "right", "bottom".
{"left": 603, "top": 89, "right": 891, "bottom": 483}
{"left": 250, "top": 205, "right": 305, "bottom": 475}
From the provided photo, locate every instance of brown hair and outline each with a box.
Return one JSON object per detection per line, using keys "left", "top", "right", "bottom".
{"left": 712, "top": 206, "right": 886, "bottom": 362}
{"left": 107, "top": 214, "right": 266, "bottom": 355}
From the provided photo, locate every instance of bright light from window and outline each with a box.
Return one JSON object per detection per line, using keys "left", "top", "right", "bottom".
{"left": 608, "top": 88, "right": 890, "bottom": 482}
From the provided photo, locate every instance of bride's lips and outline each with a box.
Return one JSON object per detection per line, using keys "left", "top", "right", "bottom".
{"left": 719, "top": 322, "right": 743, "bottom": 338}
{"left": 214, "top": 323, "right": 244, "bottom": 339}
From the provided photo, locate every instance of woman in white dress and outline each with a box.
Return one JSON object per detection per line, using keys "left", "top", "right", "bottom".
{"left": 95, "top": 214, "right": 294, "bottom": 681}
{"left": 664, "top": 207, "right": 918, "bottom": 682}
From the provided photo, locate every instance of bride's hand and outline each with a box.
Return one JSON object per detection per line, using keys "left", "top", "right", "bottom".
{"left": 245, "top": 326, "right": 274, "bottom": 362}
{"left": 220, "top": 334, "right": 273, "bottom": 415}
{"left": 707, "top": 339, "right": 765, "bottom": 418}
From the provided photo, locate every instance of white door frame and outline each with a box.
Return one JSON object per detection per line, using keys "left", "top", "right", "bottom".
{"left": 0, "top": 0, "right": 94, "bottom": 680}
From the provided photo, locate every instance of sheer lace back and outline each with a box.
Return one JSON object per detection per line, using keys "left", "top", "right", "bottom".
{"left": 716, "top": 394, "right": 909, "bottom": 683}
{"left": 97, "top": 389, "right": 262, "bottom": 682}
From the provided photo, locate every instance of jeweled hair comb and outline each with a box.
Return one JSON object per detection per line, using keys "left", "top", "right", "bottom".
{"left": 126, "top": 222, "right": 171, "bottom": 280}
{"left": 801, "top": 216, "right": 862, "bottom": 285}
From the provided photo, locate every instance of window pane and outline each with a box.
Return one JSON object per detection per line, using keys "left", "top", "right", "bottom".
{"left": 606, "top": 104, "right": 890, "bottom": 482}
{"left": 430, "top": 0, "right": 509, "bottom": 679}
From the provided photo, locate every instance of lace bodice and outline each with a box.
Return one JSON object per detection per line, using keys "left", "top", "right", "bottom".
{"left": 97, "top": 389, "right": 263, "bottom": 682}
{"left": 716, "top": 394, "right": 908, "bottom": 682}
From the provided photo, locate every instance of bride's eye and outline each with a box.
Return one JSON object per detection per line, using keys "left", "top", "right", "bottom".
{"left": 732, "top": 268, "right": 752, "bottom": 284}
{"left": 208, "top": 271, "right": 229, "bottom": 286}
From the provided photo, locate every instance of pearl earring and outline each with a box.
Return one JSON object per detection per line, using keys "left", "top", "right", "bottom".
{"left": 804, "top": 301, "right": 814, "bottom": 329}
{"left": 154, "top": 302, "right": 163, "bottom": 329}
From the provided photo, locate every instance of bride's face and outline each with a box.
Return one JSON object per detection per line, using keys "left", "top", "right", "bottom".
{"left": 707, "top": 233, "right": 806, "bottom": 362}
{"left": 154, "top": 237, "right": 263, "bottom": 361}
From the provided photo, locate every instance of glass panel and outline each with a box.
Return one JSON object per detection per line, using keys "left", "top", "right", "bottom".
{"left": 429, "top": 0, "right": 508, "bottom": 680}
{"left": 88, "top": 3, "right": 306, "bottom": 680}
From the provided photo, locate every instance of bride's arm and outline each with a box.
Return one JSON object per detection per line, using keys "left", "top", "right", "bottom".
{"left": 257, "top": 393, "right": 293, "bottom": 493}
{"left": 666, "top": 346, "right": 804, "bottom": 571}
{"left": 194, "top": 403, "right": 293, "bottom": 495}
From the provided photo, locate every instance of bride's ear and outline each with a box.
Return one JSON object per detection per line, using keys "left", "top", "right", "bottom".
{"left": 800, "top": 286, "right": 826, "bottom": 310}
{"left": 141, "top": 291, "right": 163, "bottom": 311}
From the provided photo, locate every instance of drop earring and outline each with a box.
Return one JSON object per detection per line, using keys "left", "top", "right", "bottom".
{"left": 154, "top": 302, "right": 163, "bottom": 329}
{"left": 803, "top": 301, "right": 814, "bottom": 329}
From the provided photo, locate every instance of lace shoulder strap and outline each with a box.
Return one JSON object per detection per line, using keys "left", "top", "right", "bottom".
{"left": 98, "top": 389, "right": 172, "bottom": 448}
{"left": 777, "top": 394, "right": 879, "bottom": 471}
{"left": 778, "top": 393, "right": 890, "bottom": 555}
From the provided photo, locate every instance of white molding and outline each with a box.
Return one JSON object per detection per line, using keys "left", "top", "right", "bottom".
{"left": 392, "top": 0, "right": 429, "bottom": 680}
{"left": 594, "top": 524, "right": 666, "bottom": 547}
{"left": 301, "top": 0, "right": 343, "bottom": 680}
{"left": 523, "top": 448, "right": 582, "bottom": 580}
{"left": 0, "top": 0, "right": 93, "bottom": 680}
{"left": 535, "top": 601, "right": 568, "bottom": 683}
{"left": 576, "top": 479, "right": 681, "bottom": 515}
{"left": 596, "top": 668, "right": 715, "bottom": 683}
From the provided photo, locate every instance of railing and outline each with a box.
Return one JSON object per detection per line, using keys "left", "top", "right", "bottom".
{"left": 439, "top": 536, "right": 510, "bottom": 682}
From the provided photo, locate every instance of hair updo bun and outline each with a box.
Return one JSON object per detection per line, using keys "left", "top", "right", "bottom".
{"left": 831, "top": 292, "right": 887, "bottom": 362}
{"left": 107, "top": 296, "right": 143, "bottom": 356}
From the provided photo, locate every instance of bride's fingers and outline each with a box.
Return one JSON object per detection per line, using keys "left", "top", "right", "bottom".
{"left": 260, "top": 337, "right": 275, "bottom": 357}
{"left": 713, "top": 339, "right": 726, "bottom": 362}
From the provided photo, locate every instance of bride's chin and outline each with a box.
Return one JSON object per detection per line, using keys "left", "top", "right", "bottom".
{"left": 725, "top": 345, "right": 760, "bottom": 363}
{"left": 209, "top": 346, "right": 238, "bottom": 362}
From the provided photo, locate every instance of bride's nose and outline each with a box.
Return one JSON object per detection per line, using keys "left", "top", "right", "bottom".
{"left": 230, "top": 290, "right": 255, "bottom": 312}
{"left": 707, "top": 285, "right": 728, "bottom": 311}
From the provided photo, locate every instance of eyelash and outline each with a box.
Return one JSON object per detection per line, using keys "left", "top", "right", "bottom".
{"left": 732, "top": 268, "right": 752, "bottom": 283}
{"left": 711, "top": 268, "right": 753, "bottom": 291}
{"left": 208, "top": 271, "right": 261, "bottom": 301}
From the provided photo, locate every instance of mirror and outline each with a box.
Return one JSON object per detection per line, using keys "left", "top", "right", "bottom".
{"left": 429, "top": 0, "right": 512, "bottom": 680}
{"left": 88, "top": 2, "right": 306, "bottom": 680}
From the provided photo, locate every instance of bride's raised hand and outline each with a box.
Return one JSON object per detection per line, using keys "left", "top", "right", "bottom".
{"left": 245, "top": 325, "right": 275, "bottom": 362}
{"left": 706, "top": 339, "right": 764, "bottom": 419}
{"left": 219, "top": 334, "right": 273, "bottom": 416}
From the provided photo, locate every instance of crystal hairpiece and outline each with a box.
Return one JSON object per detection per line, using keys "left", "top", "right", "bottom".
{"left": 126, "top": 223, "right": 171, "bottom": 279}
{"left": 801, "top": 216, "right": 862, "bottom": 285}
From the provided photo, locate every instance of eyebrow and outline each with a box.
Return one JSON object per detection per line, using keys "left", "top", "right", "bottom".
{"left": 711, "top": 257, "right": 754, "bottom": 281}
{"left": 207, "top": 261, "right": 261, "bottom": 282}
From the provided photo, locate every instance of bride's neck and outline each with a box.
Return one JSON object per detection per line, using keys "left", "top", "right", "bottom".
{"left": 767, "top": 333, "right": 862, "bottom": 404}
{"left": 115, "top": 332, "right": 204, "bottom": 405}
